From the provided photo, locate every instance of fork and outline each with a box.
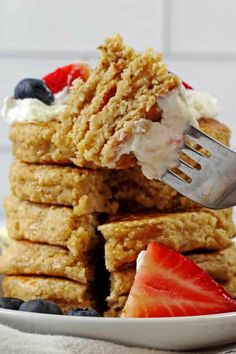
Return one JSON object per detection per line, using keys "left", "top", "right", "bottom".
{"left": 160, "top": 124, "right": 236, "bottom": 209}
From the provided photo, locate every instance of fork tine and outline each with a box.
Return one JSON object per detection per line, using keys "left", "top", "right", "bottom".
{"left": 162, "top": 169, "right": 188, "bottom": 186}
{"left": 179, "top": 157, "right": 195, "bottom": 169}
{"left": 185, "top": 124, "right": 224, "bottom": 151}
{"left": 162, "top": 168, "right": 204, "bottom": 203}
{"left": 177, "top": 161, "right": 195, "bottom": 178}
{"left": 180, "top": 144, "right": 205, "bottom": 164}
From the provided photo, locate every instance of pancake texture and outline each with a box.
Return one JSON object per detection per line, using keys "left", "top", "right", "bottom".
{"left": 5, "top": 195, "right": 99, "bottom": 257}
{"left": 99, "top": 209, "right": 235, "bottom": 271}
{"left": 2, "top": 276, "right": 94, "bottom": 313}
{"left": 0, "top": 240, "right": 95, "bottom": 284}
{"left": 9, "top": 161, "right": 118, "bottom": 215}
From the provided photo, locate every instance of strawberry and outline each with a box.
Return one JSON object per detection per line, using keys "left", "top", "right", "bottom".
{"left": 182, "top": 80, "right": 193, "bottom": 90}
{"left": 42, "top": 64, "right": 90, "bottom": 94}
{"left": 123, "top": 242, "right": 236, "bottom": 318}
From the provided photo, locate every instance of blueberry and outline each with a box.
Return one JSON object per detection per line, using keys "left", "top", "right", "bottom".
{"left": 14, "top": 78, "right": 54, "bottom": 105}
{"left": 66, "top": 307, "right": 101, "bottom": 317}
{"left": 0, "top": 297, "right": 24, "bottom": 310}
{"left": 19, "top": 299, "right": 62, "bottom": 315}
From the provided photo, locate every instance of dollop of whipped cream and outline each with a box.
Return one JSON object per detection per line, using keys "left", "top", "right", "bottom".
{"left": 185, "top": 89, "right": 218, "bottom": 118}
{"left": 1, "top": 95, "right": 66, "bottom": 124}
{"left": 115, "top": 85, "right": 218, "bottom": 180}
{"left": 136, "top": 250, "right": 146, "bottom": 271}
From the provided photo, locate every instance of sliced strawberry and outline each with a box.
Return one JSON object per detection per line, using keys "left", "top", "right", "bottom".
{"left": 64, "top": 64, "right": 90, "bottom": 86}
{"left": 182, "top": 80, "right": 193, "bottom": 90}
{"left": 43, "top": 67, "right": 67, "bottom": 94}
{"left": 42, "top": 63, "right": 90, "bottom": 94}
{"left": 123, "top": 242, "right": 236, "bottom": 318}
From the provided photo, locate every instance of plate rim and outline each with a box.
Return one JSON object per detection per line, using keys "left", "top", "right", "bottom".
{"left": 1, "top": 307, "right": 236, "bottom": 323}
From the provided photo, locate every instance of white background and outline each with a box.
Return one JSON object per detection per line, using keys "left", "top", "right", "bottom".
{"left": 1, "top": 0, "right": 236, "bottom": 210}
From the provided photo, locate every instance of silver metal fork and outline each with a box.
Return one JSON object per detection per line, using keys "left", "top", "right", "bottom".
{"left": 160, "top": 124, "right": 236, "bottom": 209}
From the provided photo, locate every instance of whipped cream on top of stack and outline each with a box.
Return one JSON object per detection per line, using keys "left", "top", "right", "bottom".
{"left": 115, "top": 84, "right": 218, "bottom": 180}
{"left": 1, "top": 63, "right": 89, "bottom": 124}
{"left": 1, "top": 94, "right": 66, "bottom": 124}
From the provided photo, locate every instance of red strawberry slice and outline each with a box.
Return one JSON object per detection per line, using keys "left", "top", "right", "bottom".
{"left": 182, "top": 80, "right": 193, "bottom": 90}
{"left": 123, "top": 242, "right": 236, "bottom": 318}
{"left": 42, "top": 63, "right": 90, "bottom": 94}
{"left": 61, "top": 64, "right": 90, "bottom": 86}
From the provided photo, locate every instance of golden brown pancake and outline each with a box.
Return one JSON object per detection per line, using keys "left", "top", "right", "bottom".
{"left": 55, "top": 34, "right": 178, "bottom": 169}
{"left": 2, "top": 275, "right": 94, "bottom": 313}
{"left": 0, "top": 240, "right": 95, "bottom": 284}
{"left": 99, "top": 209, "right": 235, "bottom": 271}
{"left": 9, "top": 160, "right": 118, "bottom": 215}
{"left": 5, "top": 195, "right": 100, "bottom": 258}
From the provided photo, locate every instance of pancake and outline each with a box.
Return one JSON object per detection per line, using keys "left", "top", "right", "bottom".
{"left": 10, "top": 118, "right": 230, "bottom": 173}
{"left": 56, "top": 34, "right": 178, "bottom": 169}
{"left": 9, "top": 120, "right": 71, "bottom": 164}
{"left": 0, "top": 240, "right": 95, "bottom": 284}
{"left": 98, "top": 209, "right": 235, "bottom": 271}
{"left": 9, "top": 160, "right": 118, "bottom": 215}
{"left": 223, "top": 275, "right": 236, "bottom": 298}
{"left": 2, "top": 276, "right": 94, "bottom": 313}
{"left": 5, "top": 195, "right": 99, "bottom": 258}
{"left": 187, "top": 246, "right": 236, "bottom": 282}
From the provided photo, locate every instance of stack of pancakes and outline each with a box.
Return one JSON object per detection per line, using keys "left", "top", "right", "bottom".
{"left": 0, "top": 142, "right": 117, "bottom": 312}
{"left": 1, "top": 35, "right": 236, "bottom": 316}
{"left": 1, "top": 168, "right": 117, "bottom": 312}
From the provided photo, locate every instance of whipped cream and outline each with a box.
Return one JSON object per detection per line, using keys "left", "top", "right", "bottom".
{"left": 185, "top": 89, "right": 218, "bottom": 118}
{"left": 115, "top": 85, "right": 218, "bottom": 180}
{"left": 1, "top": 96, "right": 66, "bottom": 124}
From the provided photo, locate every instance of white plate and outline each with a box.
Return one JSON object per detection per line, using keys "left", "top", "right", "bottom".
{"left": 0, "top": 309, "right": 236, "bottom": 350}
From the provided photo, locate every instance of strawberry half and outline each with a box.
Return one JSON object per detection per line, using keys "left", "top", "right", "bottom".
{"left": 42, "top": 63, "right": 90, "bottom": 94}
{"left": 123, "top": 242, "right": 236, "bottom": 318}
